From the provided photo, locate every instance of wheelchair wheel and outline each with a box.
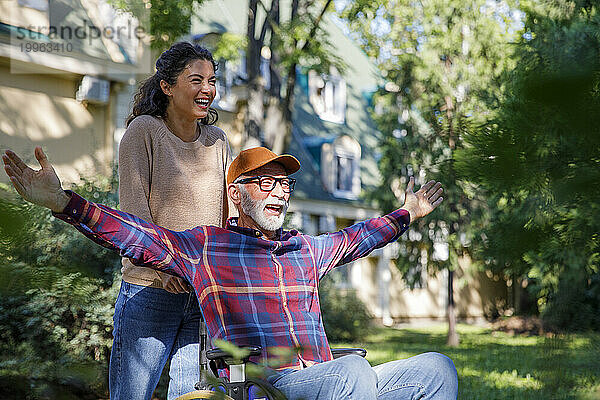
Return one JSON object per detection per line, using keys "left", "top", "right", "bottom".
{"left": 175, "top": 389, "right": 234, "bottom": 400}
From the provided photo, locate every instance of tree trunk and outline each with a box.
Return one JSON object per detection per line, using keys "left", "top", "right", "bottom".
{"left": 276, "top": 0, "right": 331, "bottom": 153}
{"left": 265, "top": 96, "right": 285, "bottom": 152}
{"left": 245, "top": 80, "right": 265, "bottom": 148}
{"left": 278, "top": 63, "right": 297, "bottom": 152}
{"left": 443, "top": 52, "right": 460, "bottom": 347}
{"left": 263, "top": 0, "right": 284, "bottom": 151}
{"left": 244, "top": 0, "right": 264, "bottom": 148}
{"left": 447, "top": 268, "right": 460, "bottom": 346}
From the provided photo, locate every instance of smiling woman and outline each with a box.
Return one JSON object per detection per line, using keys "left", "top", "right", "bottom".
{"left": 113, "top": 42, "right": 232, "bottom": 400}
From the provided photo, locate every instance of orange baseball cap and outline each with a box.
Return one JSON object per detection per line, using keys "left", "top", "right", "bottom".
{"left": 227, "top": 147, "right": 301, "bottom": 185}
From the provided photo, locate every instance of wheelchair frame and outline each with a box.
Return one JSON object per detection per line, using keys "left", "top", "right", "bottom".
{"left": 174, "top": 321, "right": 367, "bottom": 400}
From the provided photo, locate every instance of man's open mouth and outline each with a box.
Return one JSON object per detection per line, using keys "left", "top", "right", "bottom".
{"left": 264, "top": 204, "right": 284, "bottom": 215}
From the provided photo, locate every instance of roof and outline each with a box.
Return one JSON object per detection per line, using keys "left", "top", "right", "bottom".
{"left": 0, "top": 1, "right": 144, "bottom": 79}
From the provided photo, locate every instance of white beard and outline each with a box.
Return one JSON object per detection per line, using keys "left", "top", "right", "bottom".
{"left": 239, "top": 186, "right": 288, "bottom": 232}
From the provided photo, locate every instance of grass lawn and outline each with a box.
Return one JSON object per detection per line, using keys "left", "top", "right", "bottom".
{"left": 331, "top": 324, "right": 600, "bottom": 400}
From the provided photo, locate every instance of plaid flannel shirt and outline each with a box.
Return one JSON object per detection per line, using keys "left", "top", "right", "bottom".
{"left": 54, "top": 191, "right": 410, "bottom": 370}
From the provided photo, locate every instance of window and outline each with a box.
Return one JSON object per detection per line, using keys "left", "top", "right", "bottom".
{"left": 319, "top": 215, "right": 336, "bottom": 233}
{"left": 336, "top": 154, "right": 354, "bottom": 192}
{"left": 321, "top": 135, "right": 361, "bottom": 199}
{"left": 308, "top": 69, "right": 346, "bottom": 124}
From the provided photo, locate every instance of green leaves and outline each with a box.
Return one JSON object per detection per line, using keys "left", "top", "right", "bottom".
{"left": 108, "top": 0, "right": 207, "bottom": 51}
{"left": 455, "top": 1, "right": 600, "bottom": 328}
{"left": 213, "top": 32, "right": 247, "bottom": 63}
{"left": 344, "top": 0, "right": 600, "bottom": 330}
{"left": 0, "top": 174, "right": 120, "bottom": 398}
{"left": 343, "top": 1, "right": 521, "bottom": 286}
{"left": 319, "top": 277, "right": 373, "bottom": 342}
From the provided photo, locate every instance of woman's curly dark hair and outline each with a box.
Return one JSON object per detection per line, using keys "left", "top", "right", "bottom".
{"left": 126, "top": 42, "right": 219, "bottom": 127}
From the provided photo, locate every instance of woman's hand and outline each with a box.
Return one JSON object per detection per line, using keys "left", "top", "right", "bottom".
{"left": 158, "top": 272, "right": 191, "bottom": 294}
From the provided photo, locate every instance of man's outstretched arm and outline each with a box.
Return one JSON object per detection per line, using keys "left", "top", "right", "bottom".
{"left": 310, "top": 176, "right": 444, "bottom": 278}
{"left": 2, "top": 147, "right": 198, "bottom": 282}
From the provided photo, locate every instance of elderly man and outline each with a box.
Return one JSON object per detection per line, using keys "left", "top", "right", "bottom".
{"left": 3, "top": 146, "right": 457, "bottom": 400}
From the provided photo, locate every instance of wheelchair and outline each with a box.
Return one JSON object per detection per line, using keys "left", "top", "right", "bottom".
{"left": 175, "top": 322, "right": 367, "bottom": 400}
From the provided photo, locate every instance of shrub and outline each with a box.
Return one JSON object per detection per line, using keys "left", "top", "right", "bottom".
{"left": 542, "top": 272, "right": 600, "bottom": 332}
{"left": 0, "top": 174, "right": 120, "bottom": 399}
{"left": 319, "top": 277, "right": 373, "bottom": 342}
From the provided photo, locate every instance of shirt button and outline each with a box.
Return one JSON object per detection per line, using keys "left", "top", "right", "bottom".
{"left": 73, "top": 210, "right": 77, "bottom": 214}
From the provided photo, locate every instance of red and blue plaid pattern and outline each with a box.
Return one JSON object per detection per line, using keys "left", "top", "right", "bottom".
{"left": 54, "top": 191, "right": 410, "bottom": 370}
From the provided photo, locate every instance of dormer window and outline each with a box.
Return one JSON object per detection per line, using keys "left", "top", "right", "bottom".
{"left": 320, "top": 135, "right": 361, "bottom": 199}
{"left": 336, "top": 154, "right": 354, "bottom": 192}
{"left": 308, "top": 68, "right": 346, "bottom": 124}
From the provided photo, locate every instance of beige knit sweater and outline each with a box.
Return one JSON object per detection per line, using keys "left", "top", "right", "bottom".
{"left": 118, "top": 115, "right": 231, "bottom": 288}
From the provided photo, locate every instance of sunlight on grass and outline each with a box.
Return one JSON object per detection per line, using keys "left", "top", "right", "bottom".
{"left": 331, "top": 323, "right": 600, "bottom": 400}
{"left": 484, "top": 369, "right": 541, "bottom": 390}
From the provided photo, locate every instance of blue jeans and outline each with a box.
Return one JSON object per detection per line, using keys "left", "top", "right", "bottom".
{"left": 268, "top": 352, "right": 458, "bottom": 400}
{"left": 109, "top": 281, "right": 201, "bottom": 400}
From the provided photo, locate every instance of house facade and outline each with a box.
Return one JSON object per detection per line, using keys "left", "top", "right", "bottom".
{"left": 0, "top": 0, "right": 149, "bottom": 186}
{"left": 192, "top": 0, "right": 508, "bottom": 325}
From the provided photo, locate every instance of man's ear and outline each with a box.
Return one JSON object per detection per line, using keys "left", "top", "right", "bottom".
{"left": 228, "top": 184, "right": 241, "bottom": 205}
{"left": 159, "top": 80, "right": 172, "bottom": 96}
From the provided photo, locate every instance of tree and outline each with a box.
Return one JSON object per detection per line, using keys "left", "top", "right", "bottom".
{"left": 239, "top": 0, "right": 346, "bottom": 152}
{"left": 455, "top": 0, "right": 600, "bottom": 331}
{"left": 341, "top": 0, "right": 520, "bottom": 345}
{"left": 109, "top": 0, "right": 208, "bottom": 52}
{"left": 110, "top": 0, "right": 346, "bottom": 151}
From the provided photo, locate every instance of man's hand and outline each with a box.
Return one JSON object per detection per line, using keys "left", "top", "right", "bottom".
{"left": 2, "top": 147, "right": 70, "bottom": 213}
{"left": 402, "top": 177, "right": 444, "bottom": 222}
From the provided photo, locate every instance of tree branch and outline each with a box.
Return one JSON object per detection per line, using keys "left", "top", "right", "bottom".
{"left": 300, "top": 0, "right": 333, "bottom": 52}
{"left": 257, "top": 0, "right": 277, "bottom": 49}
{"left": 257, "top": 0, "right": 282, "bottom": 37}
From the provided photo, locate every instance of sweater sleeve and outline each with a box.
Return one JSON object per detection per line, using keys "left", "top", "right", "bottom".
{"left": 118, "top": 116, "right": 155, "bottom": 222}
{"left": 307, "top": 209, "right": 411, "bottom": 280}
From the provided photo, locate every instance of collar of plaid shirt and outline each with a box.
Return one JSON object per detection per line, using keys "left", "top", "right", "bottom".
{"left": 226, "top": 216, "right": 288, "bottom": 239}
{"left": 54, "top": 191, "right": 410, "bottom": 370}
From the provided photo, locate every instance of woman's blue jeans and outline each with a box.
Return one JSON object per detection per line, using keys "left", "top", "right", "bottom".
{"left": 109, "top": 281, "right": 201, "bottom": 400}
{"left": 268, "top": 352, "right": 458, "bottom": 400}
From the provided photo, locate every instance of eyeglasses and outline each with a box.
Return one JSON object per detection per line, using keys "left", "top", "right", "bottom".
{"left": 235, "top": 175, "right": 296, "bottom": 193}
